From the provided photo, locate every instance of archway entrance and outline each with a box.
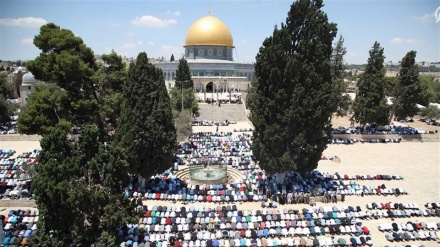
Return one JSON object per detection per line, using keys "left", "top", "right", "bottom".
{"left": 206, "top": 82, "right": 214, "bottom": 93}
{"left": 194, "top": 82, "right": 204, "bottom": 93}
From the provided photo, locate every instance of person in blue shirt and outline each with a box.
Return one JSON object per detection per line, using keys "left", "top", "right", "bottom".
{"left": 263, "top": 228, "right": 269, "bottom": 238}
{"left": 240, "top": 237, "right": 246, "bottom": 247}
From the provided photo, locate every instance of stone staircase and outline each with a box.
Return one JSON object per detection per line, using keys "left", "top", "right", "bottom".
{"left": 195, "top": 103, "right": 249, "bottom": 122}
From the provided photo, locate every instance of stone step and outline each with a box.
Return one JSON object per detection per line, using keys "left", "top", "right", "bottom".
{"left": 195, "top": 103, "right": 248, "bottom": 122}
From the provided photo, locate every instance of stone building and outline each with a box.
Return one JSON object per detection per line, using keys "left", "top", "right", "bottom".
{"left": 153, "top": 12, "right": 254, "bottom": 101}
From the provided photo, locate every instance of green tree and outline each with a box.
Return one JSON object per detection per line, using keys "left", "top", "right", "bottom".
{"left": 168, "top": 57, "right": 197, "bottom": 141}
{"left": 421, "top": 76, "right": 440, "bottom": 104}
{"left": 174, "top": 109, "right": 193, "bottom": 142}
{"left": 175, "top": 57, "right": 193, "bottom": 89}
{"left": 0, "top": 96, "right": 11, "bottom": 125}
{"left": 114, "top": 52, "right": 176, "bottom": 177}
{"left": 352, "top": 42, "right": 389, "bottom": 125}
{"left": 32, "top": 126, "right": 135, "bottom": 246}
{"left": 18, "top": 84, "right": 70, "bottom": 135}
{"left": 420, "top": 105, "right": 440, "bottom": 119}
{"left": 170, "top": 54, "right": 175, "bottom": 62}
{"left": 0, "top": 75, "right": 13, "bottom": 125}
{"left": 331, "top": 36, "right": 352, "bottom": 117}
{"left": 0, "top": 74, "right": 11, "bottom": 99}
{"left": 170, "top": 87, "right": 196, "bottom": 113}
{"left": 94, "top": 52, "right": 127, "bottom": 131}
{"left": 248, "top": 0, "right": 337, "bottom": 174}
{"left": 24, "top": 23, "right": 102, "bottom": 137}
{"left": 384, "top": 77, "right": 397, "bottom": 96}
{"left": 392, "top": 51, "right": 426, "bottom": 119}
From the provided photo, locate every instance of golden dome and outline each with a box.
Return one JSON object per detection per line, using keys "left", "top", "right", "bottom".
{"left": 185, "top": 15, "right": 234, "bottom": 47}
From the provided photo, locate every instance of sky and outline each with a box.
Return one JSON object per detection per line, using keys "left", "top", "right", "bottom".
{"left": 0, "top": 0, "right": 438, "bottom": 64}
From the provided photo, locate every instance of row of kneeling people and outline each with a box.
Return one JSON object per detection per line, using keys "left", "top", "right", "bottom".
{"left": 119, "top": 235, "right": 373, "bottom": 247}
{"left": 140, "top": 210, "right": 387, "bottom": 222}
{"left": 134, "top": 221, "right": 369, "bottom": 235}
{"left": 320, "top": 171, "right": 402, "bottom": 181}
{"left": 367, "top": 202, "right": 419, "bottom": 210}
{"left": 139, "top": 205, "right": 370, "bottom": 220}
{"left": 378, "top": 221, "right": 440, "bottom": 231}
{"left": 141, "top": 226, "right": 369, "bottom": 240}
{"left": 367, "top": 208, "right": 440, "bottom": 218}
{"left": 385, "top": 231, "right": 440, "bottom": 241}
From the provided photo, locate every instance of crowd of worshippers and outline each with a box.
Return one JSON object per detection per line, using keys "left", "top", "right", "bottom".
{"left": 0, "top": 209, "right": 38, "bottom": 246}
{"left": 331, "top": 123, "right": 437, "bottom": 135}
{"left": 191, "top": 120, "right": 233, "bottom": 126}
{"left": 124, "top": 131, "right": 407, "bottom": 203}
{"left": 118, "top": 203, "right": 375, "bottom": 247}
{"left": 378, "top": 202, "right": 440, "bottom": 242}
{"left": 367, "top": 202, "right": 440, "bottom": 218}
{"left": 125, "top": 165, "right": 407, "bottom": 205}
{"left": 178, "top": 132, "right": 254, "bottom": 170}
{"left": 0, "top": 149, "right": 39, "bottom": 199}
{"left": 328, "top": 137, "right": 402, "bottom": 145}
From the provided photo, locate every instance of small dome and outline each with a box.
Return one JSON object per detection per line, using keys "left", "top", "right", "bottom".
{"left": 185, "top": 15, "right": 234, "bottom": 47}
{"left": 17, "top": 66, "right": 27, "bottom": 73}
{"left": 22, "top": 72, "right": 38, "bottom": 83}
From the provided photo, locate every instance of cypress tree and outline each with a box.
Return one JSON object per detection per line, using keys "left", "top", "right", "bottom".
{"left": 32, "top": 126, "right": 135, "bottom": 246}
{"left": 170, "top": 57, "right": 196, "bottom": 112}
{"left": 175, "top": 57, "right": 193, "bottom": 89}
{"left": 393, "top": 51, "right": 425, "bottom": 119}
{"left": 115, "top": 52, "right": 176, "bottom": 177}
{"left": 248, "top": 0, "right": 337, "bottom": 174}
{"left": 352, "top": 42, "right": 389, "bottom": 125}
{"left": 331, "top": 36, "right": 352, "bottom": 117}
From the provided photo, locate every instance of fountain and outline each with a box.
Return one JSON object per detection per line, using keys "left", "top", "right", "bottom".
{"left": 188, "top": 161, "right": 228, "bottom": 185}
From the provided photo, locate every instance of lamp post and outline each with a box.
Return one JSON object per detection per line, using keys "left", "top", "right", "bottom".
{"left": 178, "top": 80, "right": 189, "bottom": 111}
{"left": 181, "top": 81, "right": 184, "bottom": 112}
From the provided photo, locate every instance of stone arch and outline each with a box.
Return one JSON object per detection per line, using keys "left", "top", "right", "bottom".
{"left": 194, "top": 81, "right": 204, "bottom": 92}
{"left": 205, "top": 81, "right": 219, "bottom": 93}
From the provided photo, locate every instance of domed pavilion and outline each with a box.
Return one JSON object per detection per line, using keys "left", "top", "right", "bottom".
{"left": 154, "top": 12, "right": 254, "bottom": 102}
{"left": 20, "top": 71, "right": 45, "bottom": 106}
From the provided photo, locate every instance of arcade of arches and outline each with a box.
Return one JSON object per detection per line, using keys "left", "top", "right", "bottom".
{"left": 192, "top": 76, "right": 248, "bottom": 102}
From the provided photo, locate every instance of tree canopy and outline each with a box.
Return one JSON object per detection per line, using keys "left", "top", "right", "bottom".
{"left": 420, "top": 76, "right": 440, "bottom": 104}
{"left": 352, "top": 42, "right": 389, "bottom": 125}
{"left": 114, "top": 52, "right": 176, "bottom": 177}
{"left": 0, "top": 75, "right": 13, "bottom": 124}
{"left": 169, "top": 57, "right": 197, "bottom": 113}
{"left": 18, "top": 84, "right": 70, "bottom": 135}
{"left": 420, "top": 105, "right": 440, "bottom": 119}
{"left": 175, "top": 57, "right": 194, "bottom": 89}
{"left": 19, "top": 23, "right": 128, "bottom": 140}
{"left": 32, "top": 126, "right": 135, "bottom": 246}
{"left": 21, "top": 23, "right": 101, "bottom": 137}
{"left": 331, "top": 36, "right": 352, "bottom": 117}
{"left": 248, "top": 0, "right": 337, "bottom": 174}
{"left": 94, "top": 52, "right": 127, "bottom": 131}
{"left": 392, "top": 51, "right": 426, "bottom": 119}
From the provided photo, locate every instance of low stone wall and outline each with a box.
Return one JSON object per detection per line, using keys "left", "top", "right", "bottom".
{"left": 0, "top": 199, "right": 37, "bottom": 208}
{"left": 401, "top": 134, "right": 440, "bottom": 142}
{"left": 0, "top": 134, "right": 42, "bottom": 141}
